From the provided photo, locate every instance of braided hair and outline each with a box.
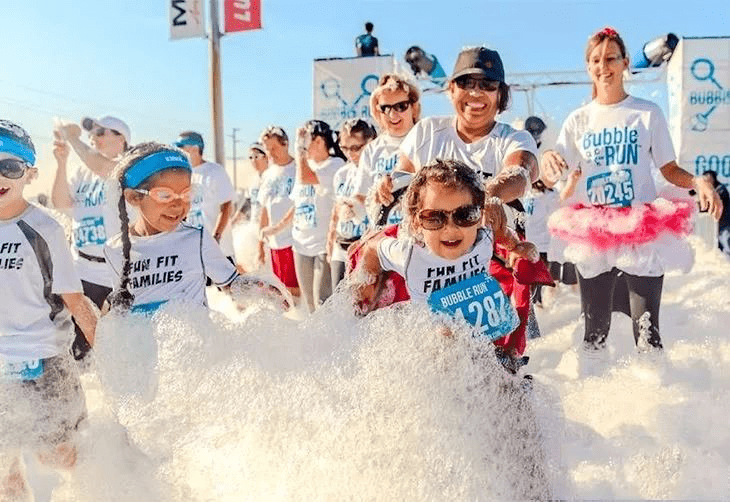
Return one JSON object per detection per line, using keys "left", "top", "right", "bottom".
{"left": 106, "top": 142, "right": 190, "bottom": 312}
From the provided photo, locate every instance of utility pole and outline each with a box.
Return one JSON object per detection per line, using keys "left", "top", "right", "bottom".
{"left": 227, "top": 127, "right": 242, "bottom": 189}
{"left": 209, "top": 0, "right": 224, "bottom": 165}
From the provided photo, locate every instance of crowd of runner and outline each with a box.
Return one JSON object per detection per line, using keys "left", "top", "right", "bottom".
{"left": 0, "top": 26, "right": 725, "bottom": 500}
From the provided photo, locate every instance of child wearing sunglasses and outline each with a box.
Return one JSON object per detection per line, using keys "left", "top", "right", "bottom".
{"left": 103, "top": 142, "right": 288, "bottom": 314}
{"left": 327, "top": 119, "right": 377, "bottom": 290}
{"left": 0, "top": 120, "right": 97, "bottom": 501}
{"left": 355, "top": 160, "right": 538, "bottom": 344}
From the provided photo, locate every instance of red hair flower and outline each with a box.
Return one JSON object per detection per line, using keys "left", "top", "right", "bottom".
{"left": 598, "top": 27, "right": 619, "bottom": 37}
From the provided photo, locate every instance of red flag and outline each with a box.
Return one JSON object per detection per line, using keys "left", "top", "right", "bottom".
{"left": 224, "top": 0, "right": 262, "bottom": 33}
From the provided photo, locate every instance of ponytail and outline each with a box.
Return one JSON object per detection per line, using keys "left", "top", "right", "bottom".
{"left": 107, "top": 193, "right": 135, "bottom": 311}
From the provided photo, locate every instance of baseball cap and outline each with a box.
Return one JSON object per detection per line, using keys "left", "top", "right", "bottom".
{"left": 82, "top": 116, "right": 131, "bottom": 145}
{"left": 450, "top": 47, "right": 505, "bottom": 83}
{"left": 0, "top": 120, "right": 36, "bottom": 166}
{"left": 524, "top": 116, "right": 546, "bottom": 137}
{"left": 174, "top": 131, "right": 205, "bottom": 150}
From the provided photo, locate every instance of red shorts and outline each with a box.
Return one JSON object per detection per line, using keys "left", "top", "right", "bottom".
{"left": 270, "top": 246, "right": 299, "bottom": 288}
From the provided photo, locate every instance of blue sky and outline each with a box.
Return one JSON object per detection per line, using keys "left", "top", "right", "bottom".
{"left": 1, "top": 0, "right": 727, "bottom": 193}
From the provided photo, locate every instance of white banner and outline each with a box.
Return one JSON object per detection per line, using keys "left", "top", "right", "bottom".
{"left": 313, "top": 56, "right": 396, "bottom": 131}
{"left": 169, "top": 0, "right": 206, "bottom": 40}
{"left": 667, "top": 37, "right": 730, "bottom": 184}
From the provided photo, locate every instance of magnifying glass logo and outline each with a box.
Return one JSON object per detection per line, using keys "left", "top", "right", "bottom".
{"left": 691, "top": 58, "right": 722, "bottom": 90}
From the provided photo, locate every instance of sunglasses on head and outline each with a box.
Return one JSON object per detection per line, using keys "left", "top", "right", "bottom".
{"left": 418, "top": 204, "right": 482, "bottom": 231}
{"left": 0, "top": 158, "right": 30, "bottom": 180}
{"left": 454, "top": 76, "right": 500, "bottom": 92}
{"left": 135, "top": 186, "right": 193, "bottom": 204}
{"left": 91, "top": 127, "right": 122, "bottom": 137}
{"left": 379, "top": 100, "right": 411, "bottom": 115}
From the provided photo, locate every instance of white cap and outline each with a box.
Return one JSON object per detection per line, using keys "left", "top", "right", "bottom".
{"left": 82, "top": 116, "right": 131, "bottom": 145}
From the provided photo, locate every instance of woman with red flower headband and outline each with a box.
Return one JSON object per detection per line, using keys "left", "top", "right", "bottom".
{"left": 541, "top": 27, "right": 722, "bottom": 355}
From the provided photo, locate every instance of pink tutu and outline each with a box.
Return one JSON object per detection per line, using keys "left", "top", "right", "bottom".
{"left": 548, "top": 199, "right": 694, "bottom": 250}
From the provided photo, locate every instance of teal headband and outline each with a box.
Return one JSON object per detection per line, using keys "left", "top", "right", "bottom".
{"left": 0, "top": 135, "right": 36, "bottom": 166}
{"left": 123, "top": 150, "right": 191, "bottom": 188}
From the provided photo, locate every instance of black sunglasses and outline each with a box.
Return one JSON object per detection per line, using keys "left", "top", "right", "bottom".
{"left": 454, "top": 76, "right": 500, "bottom": 92}
{"left": 0, "top": 158, "right": 30, "bottom": 180}
{"left": 379, "top": 100, "right": 411, "bottom": 114}
{"left": 418, "top": 204, "right": 482, "bottom": 230}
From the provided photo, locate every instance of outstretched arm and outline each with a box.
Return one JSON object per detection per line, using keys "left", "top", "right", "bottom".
{"left": 484, "top": 150, "right": 539, "bottom": 203}
{"left": 484, "top": 198, "right": 539, "bottom": 267}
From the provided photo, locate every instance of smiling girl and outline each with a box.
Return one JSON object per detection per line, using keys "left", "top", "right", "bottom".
{"left": 103, "top": 142, "right": 286, "bottom": 314}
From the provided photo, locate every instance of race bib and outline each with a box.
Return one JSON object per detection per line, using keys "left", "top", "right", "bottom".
{"left": 586, "top": 169, "right": 635, "bottom": 208}
{"left": 387, "top": 206, "right": 404, "bottom": 226}
{"left": 187, "top": 208, "right": 205, "bottom": 228}
{"left": 428, "top": 273, "right": 520, "bottom": 341}
{"left": 294, "top": 204, "right": 317, "bottom": 230}
{"left": 3, "top": 359, "right": 44, "bottom": 381}
{"left": 74, "top": 216, "right": 107, "bottom": 248}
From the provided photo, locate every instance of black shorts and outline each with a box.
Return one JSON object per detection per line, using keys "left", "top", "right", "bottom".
{"left": 0, "top": 355, "right": 87, "bottom": 450}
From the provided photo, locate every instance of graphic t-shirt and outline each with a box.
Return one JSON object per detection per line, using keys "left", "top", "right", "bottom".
{"left": 0, "top": 205, "right": 82, "bottom": 361}
{"left": 104, "top": 224, "right": 238, "bottom": 313}
{"left": 377, "top": 228, "right": 494, "bottom": 302}
{"left": 377, "top": 228, "right": 518, "bottom": 340}
{"left": 290, "top": 156, "right": 345, "bottom": 256}
{"left": 187, "top": 162, "right": 236, "bottom": 256}
{"left": 554, "top": 96, "right": 676, "bottom": 207}
{"left": 523, "top": 188, "right": 560, "bottom": 253}
{"left": 68, "top": 164, "right": 120, "bottom": 286}
{"left": 257, "top": 161, "right": 296, "bottom": 250}
{"left": 354, "top": 133, "right": 408, "bottom": 225}
{"left": 332, "top": 161, "right": 369, "bottom": 262}
{"left": 248, "top": 176, "right": 263, "bottom": 225}
{"left": 400, "top": 116, "right": 537, "bottom": 180}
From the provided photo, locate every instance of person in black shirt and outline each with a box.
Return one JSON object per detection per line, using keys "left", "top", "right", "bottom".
{"left": 355, "top": 22, "right": 379, "bottom": 57}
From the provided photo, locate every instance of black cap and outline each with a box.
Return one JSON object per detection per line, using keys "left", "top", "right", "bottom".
{"left": 524, "top": 116, "right": 546, "bottom": 137}
{"left": 451, "top": 47, "right": 505, "bottom": 82}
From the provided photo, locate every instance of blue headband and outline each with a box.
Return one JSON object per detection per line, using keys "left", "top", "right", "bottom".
{"left": 0, "top": 135, "right": 36, "bottom": 166}
{"left": 174, "top": 136, "right": 204, "bottom": 149}
{"left": 123, "top": 151, "right": 192, "bottom": 188}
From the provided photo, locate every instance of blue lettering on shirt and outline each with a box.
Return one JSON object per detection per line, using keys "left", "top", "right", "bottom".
{"left": 428, "top": 273, "right": 520, "bottom": 341}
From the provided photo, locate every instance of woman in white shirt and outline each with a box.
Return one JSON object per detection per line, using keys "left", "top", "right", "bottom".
{"left": 541, "top": 27, "right": 722, "bottom": 353}
{"left": 291, "top": 120, "right": 346, "bottom": 312}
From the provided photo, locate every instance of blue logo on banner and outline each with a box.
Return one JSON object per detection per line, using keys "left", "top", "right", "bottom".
{"left": 689, "top": 58, "right": 729, "bottom": 132}
{"left": 428, "top": 273, "right": 519, "bottom": 341}
{"left": 318, "top": 74, "right": 379, "bottom": 128}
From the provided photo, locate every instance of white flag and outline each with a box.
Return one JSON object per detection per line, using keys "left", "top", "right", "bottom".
{"left": 169, "top": 0, "right": 206, "bottom": 40}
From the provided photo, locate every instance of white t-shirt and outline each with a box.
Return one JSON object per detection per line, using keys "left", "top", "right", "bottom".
{"left": 377, "top": 228, "right": 494, "bottom": 303}
{"left": 0, "top": 205, "right": 82, "bottom": 361}
{"left": 257, "top": 160, "right": 296, "bottom": 250}
{"left": 104, "top": 223, "right": 238, "bottom": 313}
{"left": 290, "top": 156, "right": 345, "bottom": 256}
{"left": 332, "top": 161, "right": 369, "bottom": 262}
{"left": 523, "top": 188, "right": 560, "bottom": 253}
{"left": 554, "top": 96, "right": 676, "bottom": 207}
{"left": 354, "top": 133, "right": 407, "bottom": 226}
{"left": 68, "top": 163, "right": 120, "bottom": 286}
{"left": 400, "top": 116, "right": 537, "bottom": 179}
{"left": 248, "top": 175, "right": 264, "bottom": 226}
{"left": 187, "top": 161, "right": 236, "bottom": 257}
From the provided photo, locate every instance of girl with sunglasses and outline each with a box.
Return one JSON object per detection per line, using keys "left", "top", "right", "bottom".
{"left": 0, "top": 120, "right": 97, "bottom": 502}
{"left": 326, "top": 119, "right": 377, "bottom": 290}
{"left": 103, "top": 142, "right": 287, "bottom": 314}
{"left": 355, "top": 160, "right": 538, "bottom": 343}
{"left": 290, "top": 120, "right": 346, "bottom": 312}
{"left": 542, "top": 27, "right": 722, "bottom": 356}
